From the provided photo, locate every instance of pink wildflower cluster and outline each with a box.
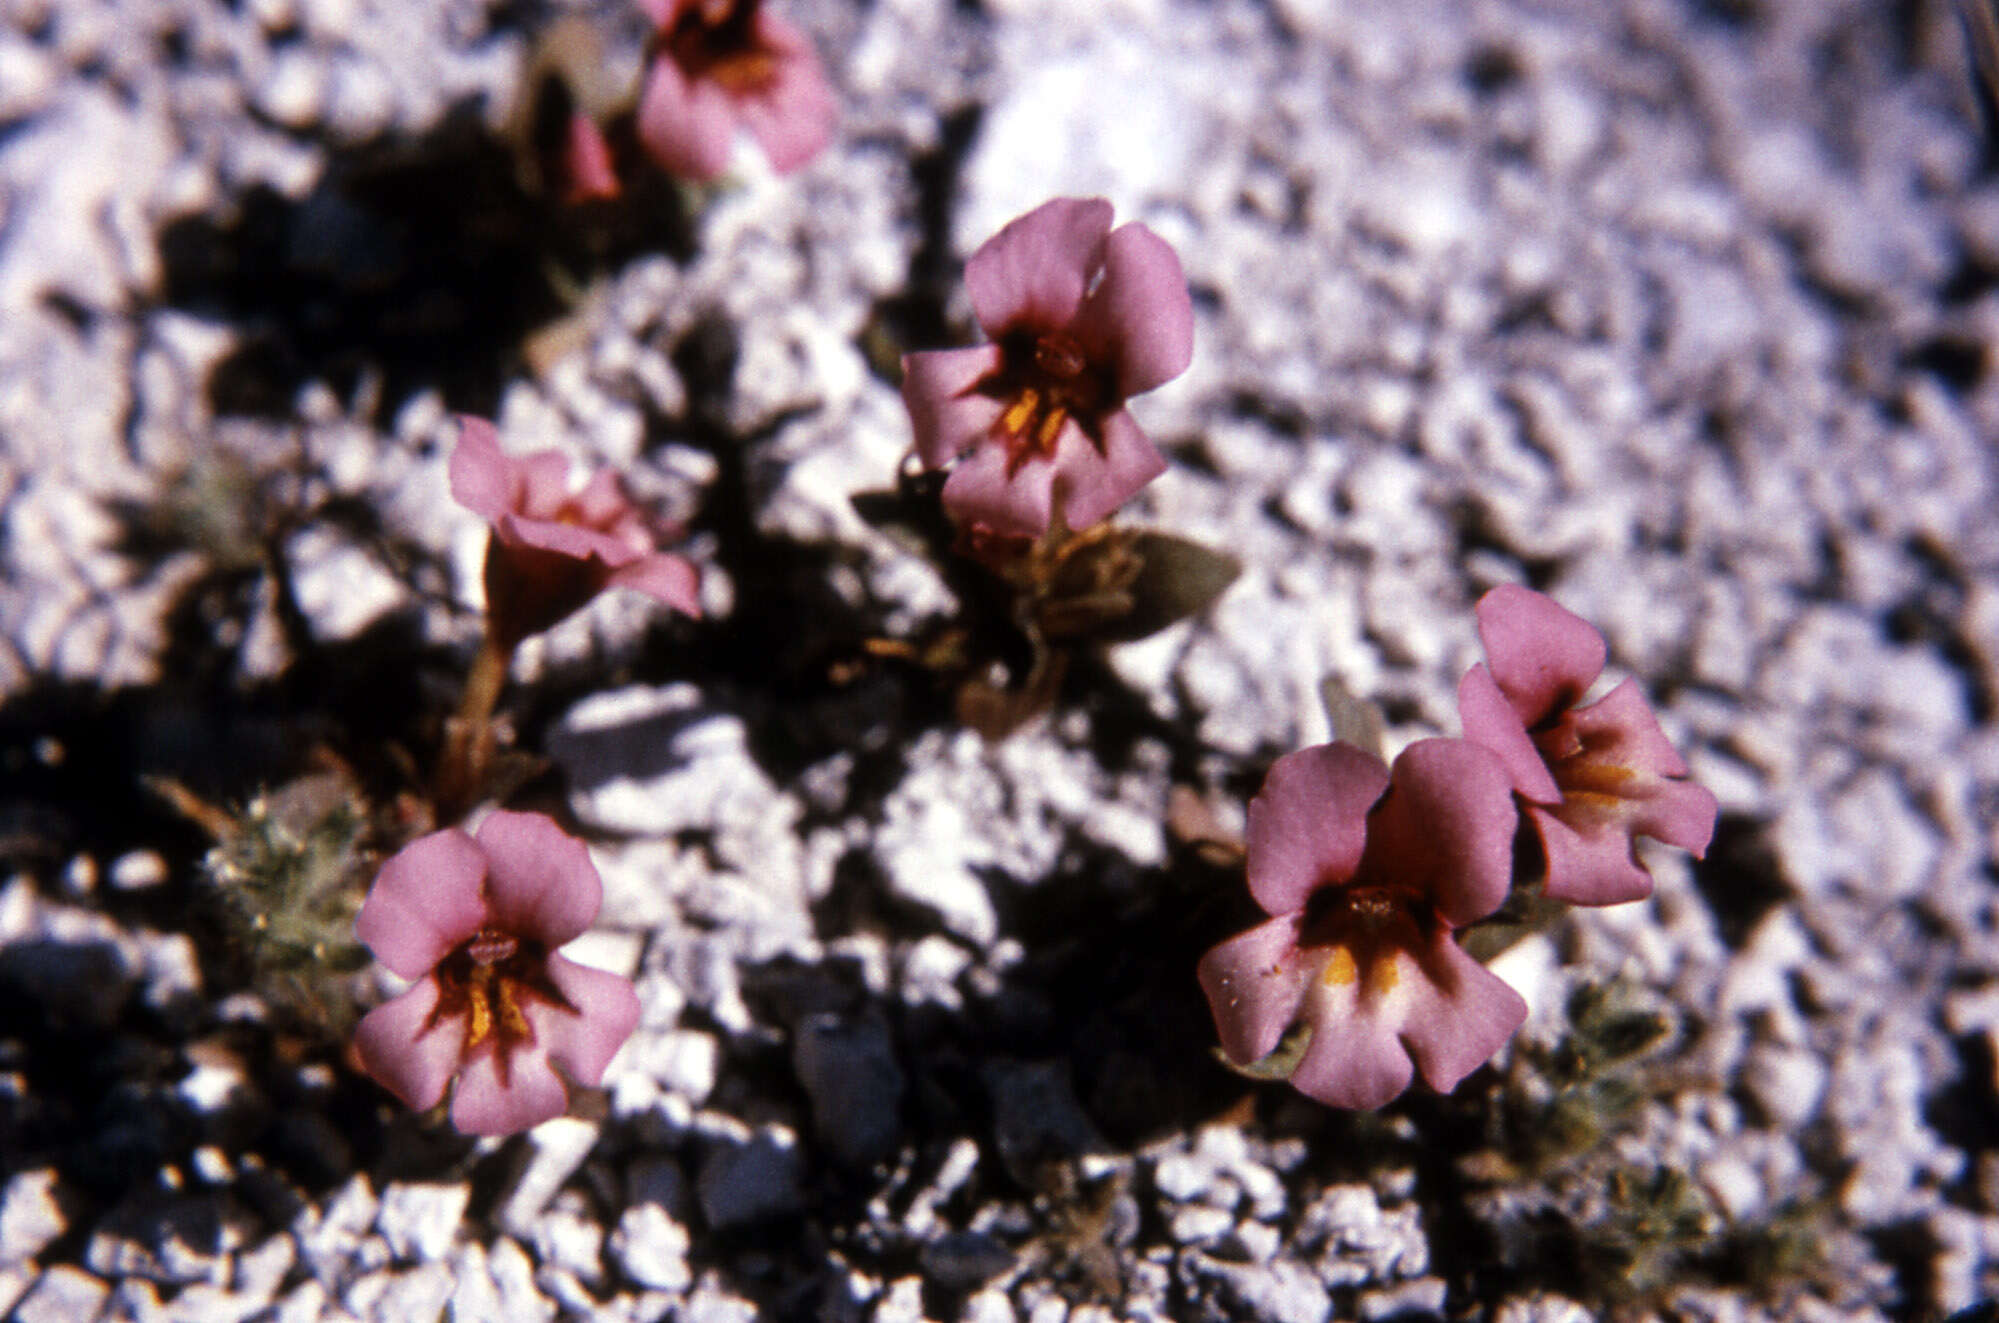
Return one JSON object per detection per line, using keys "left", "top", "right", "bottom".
{"left": 901, "top": 197, "right": 1194, "bottom": 539}
{"left": 1201, "top": 586, "right": 1717, "bottom": 1111}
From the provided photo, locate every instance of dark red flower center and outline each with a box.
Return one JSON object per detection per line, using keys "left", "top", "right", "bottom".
{"left": 661, "top": 0, "right": 779, "bottom": 94}
{"left": 424, "top": 927, "right": 579, "bottom": 1085}
{"left": 980, "top": 331, "right": 1120, "bottom": 477}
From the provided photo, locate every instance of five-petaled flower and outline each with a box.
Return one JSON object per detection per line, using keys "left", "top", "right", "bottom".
{"left": 352, "top": 811, "right": 640, "bottom": 1136}
{"left": 901, "top": 197, "right": 1194, "bottom": 539}
{"left": 635, "top": 0, "right": 837, "bottom": 181}
{"left": 1198, "top": 739, "right": 1528, "bottom": 1111}
{"left": 1457, "top": 584, "right": 1718, "bottom": 907}
{"left": 449, "top": 416, "right": 701, "bottom": 650}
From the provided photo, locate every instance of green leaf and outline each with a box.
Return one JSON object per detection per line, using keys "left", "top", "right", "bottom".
{"left": 1091, "top": 531, "right": 1240, "bottom": 643}
{"left": 1212, "top": 1017, "right": 1313, "bottom": 1082}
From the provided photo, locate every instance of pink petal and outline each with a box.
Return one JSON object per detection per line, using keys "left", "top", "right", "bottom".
{"left": 1398, "top": 931, "right": 1528, "bottom": 1094}
{"left": 1458, "top": 664, "right": 1561, "bottom": 803}
{"left": 568, "top": 470, "right": 633, "bottom": 528}
{"left": 1569, "top": 679, "right": 1692, "bottom": 781}
{"left": 964, "top": 197, "right": 1113, "bottom": 337}
{"left": 1070, "top": 222, "right": 1194, "bottom": 398}
{"left": 939, "top": 436, "right": 1057, "bottom": 537}
{"left": 514, "top": 452, "right": 577, "bottom": 522}
{"left": 1529, "top": 806, "right": 1657, "bottom": 906}
{"left": 606, "top": 552, "right": 702, "bottom": 617}
{"left": 1644, "top": 776, "right": 1719, "bottom": 859}
{"left": 356, "top": 829, "right": 490, "bottom": 980}
{"left": 353, "top": 978, "right": 463, "bottom": 1113}
{"left": 1475, "top": 584, "right": 1607, "bottom": 728}
{"left": 1287, "top": 976, "right": 1415, "bottom": 1111}
{"left": 1197, "top": 915, "right": 1310, "bottom": 1066}
{"left": 901, "top": 346, "right": 1005, "bottom": 469}
{"left": 474, "top": 811, "right": 604, "bottom": 947}
{"left": 1049, "top": 409, "right": 1169, "bottom": 532}
{"left": 637, "top": 54, "right": 738, "bottom": 182}
{"left": 538, "top": 954, "right": 642, "bottom": 1087}
{"left": 449, "top": 1046, "right": 570, "bottom": 1136}
{"left": 1357, "top": 739, "right": 1516, "bottom": 929}
{"left": 448, "top": 416, "right": 512, "bottom": 522}
{"left": 562, "top": 113, "right": 621, "bottom": 203}
{"left": 733, "top": 14, "right": 837, "bottom": 174}
{"left": 496, "top": 512, "right": 639, "bottom": 567}
{"left": 635, "top": 0, "right": 684, "bottom": 27}
{"left": 1245, "top": 741, "right": 1389, "bottom": 917}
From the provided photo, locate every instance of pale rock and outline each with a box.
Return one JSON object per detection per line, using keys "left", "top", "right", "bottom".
{"left": 486, "top": 1237, "right": 555, "bottom": 1323}
{"left": 609, "top": 1204, "right": 692, "bottom": 1293}
{"left": 679, "top": 1281, "right": 761, "bottom": 1323}
{"left": 367, "top": 1263, "right": 455, "bottom": 1323}
{"left": 1195, "top": 1256, "right": 1331, "bottom": 1323}
{"left": 631, "top": 1029, "right": 720, "bottom": 1103}
{"left": 1169, "top": 1205, "right": 1233, "bottom": 1245}
{"left": 374, "top": 1183, "right": 468, "bottom": 1265}
{"left": 496, "top": 1119, "right": 601, "bottom": 1239}
{"left": 0, "top": 1169, "right": 65, "bottom": 1269}
{"left": 12, "top": 1266, "right": 110, "bottom": 1323}
{"left": 961, "top": 1289, "right": 1017, "bottom": 1323}
{"left": 1358, "top": 1277, "right": 1448, "bottom": 1322}
{"left": 254, "top": 48, "right": 327, "bottom": 130}
{"left": 529, "top": 1202, "right": 605, "bottom": 1286}
{"left": 294, "top": 1175, "right": 378, "bottom": 1285}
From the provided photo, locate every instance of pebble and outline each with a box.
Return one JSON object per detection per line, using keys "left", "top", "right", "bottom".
{"left": 962, "top": 1289, "right": 1017, "bottom": 1323}
{"left": 109, "top": 851, "right": 169, "bottom": 892}
{"left": 487, "top": 1237, "right": 556, "bottom": 1323}
{"left": 916, "top": 1231, "right": 1013, "bottom": 1292}
{"left": 1169, "top": 1205, "right": 1234, "bottom": 1245}
{"left": 609, "top": 1204, "right": 692, "bottom": 1293}
{"left": 294, "top": 1175, "right": 379, "bottom": 1285}
{"left": 0, "top": 1169, "right": 66, "bottom": 1269}
{"left": 495, "top": 1119, "right": 601, "bottom": 1239}
{"left": 12, "top": 1265, "right": 110, "bottom": 1323}
{"left": 680, "top": 1283, "right": 762, "bottom": 1323}
{"left": 374, "top": 1183, "right": 468, "bottom": 1265}
{"left": 368, "top": 1263, "right": 455, "bottom": 1322}
{"left": 696, "top": 1128, "right": 806, "bottom": 1231}
{"left": 528, "top": 1202, "right": 605, "bottom": 1286}
{"left": 1195, "top": 1256, "right": 1331, "bottom": 1323}
{"left": 253, "top": 48, "right": 326, "bottom": 129}
{"left": 1358, "top": 1277, "right": 1448, "bottom": 1321}
{"left": 791, "top": 1012, "right": 906, "bottom": 1171}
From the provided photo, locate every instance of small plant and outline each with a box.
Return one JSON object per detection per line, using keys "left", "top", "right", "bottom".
{"left": 863, "top": 196, "right": 1238, "bottom": 736}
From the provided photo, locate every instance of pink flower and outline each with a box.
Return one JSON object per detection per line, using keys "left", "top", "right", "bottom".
{"left": 352, "top": 811, "right": 640, "bottom": 1136}
{"left": 635, "top": 0, "right": 837, "bottom": 181}
{"left": 449, "top": 416, "right": 700, "bottom": 649}
{"left": 1198, "top": 740, "right": 1528, "bottom": 1111}
{"left": 1457, "top": 584, "right": 1718, "bottom": 907}
{"left": 560, "top": 112, "right": 622, "bottom": 204}
{"left": 901, "top": 197, "right": 1194, "bottom": 538}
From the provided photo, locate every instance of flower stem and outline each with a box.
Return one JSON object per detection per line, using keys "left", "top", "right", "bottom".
{"left": 435, "top": 632, "right": 514, "bottom": 825}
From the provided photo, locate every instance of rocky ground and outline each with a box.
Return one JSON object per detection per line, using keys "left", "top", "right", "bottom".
{"left": 3, "top": 0, "right": 1998, "bottom": 1319}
